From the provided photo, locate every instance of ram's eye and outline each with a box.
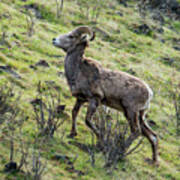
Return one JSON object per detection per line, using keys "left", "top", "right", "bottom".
{"left": 69, "top": 35, "right": 74, "bottom": 39}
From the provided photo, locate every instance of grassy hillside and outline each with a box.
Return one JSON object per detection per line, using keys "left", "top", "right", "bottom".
{"left": 0, "top": 0, "right": 180, "bottom": 179}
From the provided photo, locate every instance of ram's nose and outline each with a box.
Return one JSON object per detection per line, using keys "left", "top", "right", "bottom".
{"left": 52, "top": 38, "right": 56, "bottom": 44}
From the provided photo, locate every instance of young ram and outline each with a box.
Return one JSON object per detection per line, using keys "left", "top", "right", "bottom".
{"left": 52, "top": 26, "right": 158, "bottom": 163}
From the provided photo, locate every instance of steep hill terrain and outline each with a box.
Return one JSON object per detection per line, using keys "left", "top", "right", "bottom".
{"left": 0, "top": 0, "right": 180, "bottom": 179}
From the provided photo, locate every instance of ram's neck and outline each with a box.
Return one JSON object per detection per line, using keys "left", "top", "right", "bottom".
{"left": 64, "top": 44, "right": 86, "bottom": 87}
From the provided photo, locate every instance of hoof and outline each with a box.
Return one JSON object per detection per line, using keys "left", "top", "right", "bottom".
{"left": 152, "top": 158, "right": 159, "bottom": 166}
{"left": 144, "top": 158, "right": 159, "bottom": 166}
{"left": 153, "top": 160, "right": 159, "bottom": 167}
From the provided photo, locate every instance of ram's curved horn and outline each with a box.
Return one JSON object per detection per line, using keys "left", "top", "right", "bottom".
{"left": 71, "top": 26, "right": 95, "bottom": 41}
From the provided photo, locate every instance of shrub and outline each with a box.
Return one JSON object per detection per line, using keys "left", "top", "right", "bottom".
{"left": 89, "top": 107, "right": 144, "bottom": 172}
{"left": 31, "top": 82, "right": 66, "bottom": 138}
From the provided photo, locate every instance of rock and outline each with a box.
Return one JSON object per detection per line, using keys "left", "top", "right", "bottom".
{"left": 45, "top": 80, "right": 62, "bottom": 91}
{"left": 1, "top": 12, "right": 11, "bottom": 19}
{"left": 74, "top": 169, "right": 85, "bottom": 176}
{"left": 35, "top": 60, "right": 49, "bottom": 67}
{"left": 30, "top": 98, "right": 42, "bottom": 105}
{"left": 134, "top": 24, "right": 152, "bottom": 36}
{"left": 57, "top": 71, "right": 64, "bottom": 77}
{"left": 11, "top": 41, "right": 17, "bottom": 47}
{"left": 173, "top": 46, "right": 180, "bottom": 51}
{"left": 161, "top": 57, "right": 174, "bottom": 65}
{"left": 173, "top": 38, "right": 180, "bottom": 45}
{"left": 160, "top": 39, "right": 165, "bottom": 43}
{"left": 152, "top": 12, "right": 165, "bottom": 25}
{"left": 12, "top": 33, "right": 19, "bottom": 39}
{"left": 29, "top": 65, "right": 37, "bottom": 70}
{"left": 169, "top": 0, "right": 180, "bottom": 12}
{"left": 118, "top": 0, "right": 128, "bottom": 7}
{"left": 122, "top": 167, "right": 126, "bottom": 172}
{"left": 127, "top": 68, "right": 136, "bottom": 75}
{"left": 168, "top": 26, "right": 175, "bottom": 31}
{"left": 157, "top": 27, "right": 164, "bottom": 34}
{"left": 45, "top": 80, "right": 55, "bottom": 85}
{"left": 23, "top": 3, "right": 42, "bottom": 19}
{"left": 115, "top": 11, "right": 123, "bottom": 16}
{"left": 141, "top": 0, "right": 180, "bottom": 20}
{"left": 57, "top": 105, "right": 66, "bottom": 114}
{"left": 4, "top": 162, "right": 17, "bottom": 172}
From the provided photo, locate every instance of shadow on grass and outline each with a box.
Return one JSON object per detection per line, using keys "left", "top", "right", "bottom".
{"left": 68, "top": 140, "right": 99, "bottom": 154}
{"left": 0, "top": 169, "right": 33, "bottom": 180}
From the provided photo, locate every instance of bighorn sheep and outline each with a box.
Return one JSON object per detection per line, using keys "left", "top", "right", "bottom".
{"left": 52, "top": 26, "right": 158, "bottom": 163}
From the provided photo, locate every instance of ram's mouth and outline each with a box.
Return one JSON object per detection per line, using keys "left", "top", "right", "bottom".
{"left": 52, "top": 39, "right": 61, "bottom": 48}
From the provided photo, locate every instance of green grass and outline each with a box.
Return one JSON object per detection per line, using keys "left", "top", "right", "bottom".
{"left": 0, "top": 0, "right": 180, "bottom": 179}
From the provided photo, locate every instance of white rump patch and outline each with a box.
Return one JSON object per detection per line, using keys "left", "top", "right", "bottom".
{"left": 141, "top": 82, "right": 153, "bottom": 110}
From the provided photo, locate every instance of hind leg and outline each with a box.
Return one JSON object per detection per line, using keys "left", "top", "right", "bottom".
{"left": 124, "top": 108, "right": 141, "bottom": 135}
{"left": 139, "top": 110, "right": 158, "bottom": 163}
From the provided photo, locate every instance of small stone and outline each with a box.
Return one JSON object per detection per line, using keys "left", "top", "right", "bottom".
{"left": 35, "top": 60, "right": 49, "bottom": 67}
{"left": 127, "top": 68, "right": 136, "bottom": 75}
{"left": 161, "top": 57, "right": 174, "bottom": 65}
{"left": 23, "top": 3, "right": 42, "bottom": 19}
{"left": 173, "top": 46, "right": 180, "bottom": 51}
{"left": 29, "top": 65, "right": 37, "bottom": 70}
{"left": 157, "top": 28, "right": 164, "bottom": 34}
{"left": 57, "top": 71, "right": 64, "bottom": 77}
{"left": 116, "top": 11, "right": 123, "bottom": 16}
{"left": 134, "top": 24, "right": 152, "bottom": 35}
{"left": 57, "top": 105, "right": 66, "bottom": 114}
{"left": 160, "top": 39, "right": 165, "bottom": 43}
{"left": 4, "top": 162, "right": 17, "bottom": 172}
{"left": 30, "top": 98, "right": 42, "bottom": 105}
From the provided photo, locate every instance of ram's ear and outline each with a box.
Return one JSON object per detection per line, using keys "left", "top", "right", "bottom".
{"left": 80, "top": 34, "right": 88, "bottom": 43}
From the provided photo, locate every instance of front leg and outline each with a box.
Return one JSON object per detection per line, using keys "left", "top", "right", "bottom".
{"left": 69, "top": 99, "right": 84, "bottom": 138}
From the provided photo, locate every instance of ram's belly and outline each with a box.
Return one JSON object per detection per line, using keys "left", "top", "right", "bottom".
{"left": 102, "top": 98, "right": 124, "bottom": 111}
